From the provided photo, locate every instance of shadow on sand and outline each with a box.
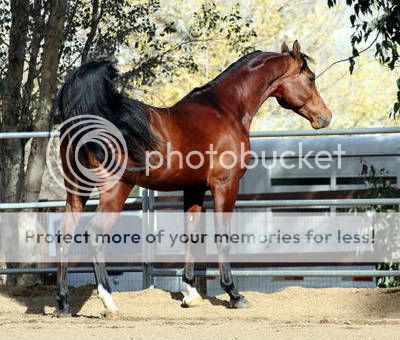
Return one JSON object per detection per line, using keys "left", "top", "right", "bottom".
{"left": 169, "top": 291, "right": 229, "bottom": 308}
{"left": 0, "top": 284, "right": 95, "bottom": 316}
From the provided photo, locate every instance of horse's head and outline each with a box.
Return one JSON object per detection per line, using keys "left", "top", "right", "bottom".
{"left": 273, "top": 41, "right": 332, "bottom": 129}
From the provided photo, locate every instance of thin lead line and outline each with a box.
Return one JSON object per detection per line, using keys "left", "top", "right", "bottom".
{"left": 316, "top": 33, "right": 379, "bottom": 79}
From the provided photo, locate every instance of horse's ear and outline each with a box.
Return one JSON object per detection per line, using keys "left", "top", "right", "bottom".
{"left": 281, "top": 41, "right": 290, "bottom": 53}
{"left": 292, "top": 40, "right": 301, "bottom": 59}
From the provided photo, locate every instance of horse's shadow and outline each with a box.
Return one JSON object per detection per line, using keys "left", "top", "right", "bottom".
{"left": 169, "top": 291, "right": 229, "bottom": 308}
{"left": 0, "top": 284, "right": 94, "bottom": 316}
{"left": 1, "top": 284, "right": 230, "bottom": 317}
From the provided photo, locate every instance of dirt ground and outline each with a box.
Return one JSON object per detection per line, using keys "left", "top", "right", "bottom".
{"left": 1, "top": 286, "right": 400, "bottom": 339}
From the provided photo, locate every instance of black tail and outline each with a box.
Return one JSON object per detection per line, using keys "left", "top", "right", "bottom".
{"left": 57, "top": 60, "right": 157, "bottom": 167}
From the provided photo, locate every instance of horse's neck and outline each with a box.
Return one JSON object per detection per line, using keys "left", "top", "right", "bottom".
{"left": 214, "top": 54, "right": 289, "bottom": 123}
{"left": 169, "top": 54, "right": 289, "bottom": 132}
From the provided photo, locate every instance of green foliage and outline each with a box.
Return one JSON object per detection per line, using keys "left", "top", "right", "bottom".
{"left": 118, "top": 0, "right": 256, "bottom": 87}
{"left": 357, "top": 163, "right": 400, "bottom": 287}
{"left": 328, "top": 0, "right": 400, "bottom": 117}
{"left": 360, "top": 163, "right": 399, "bottom": 208}
{"left": 63, "top": 0, "right": 256, "bottom": 86}
{"left": 1, "top": 0, "right": 398, "bottom": 133}
{"left": 0, "top": 0, "right": 10, "bottom": 78}
{"left": 0, "top": 0, "right": 255, "bottom": 128}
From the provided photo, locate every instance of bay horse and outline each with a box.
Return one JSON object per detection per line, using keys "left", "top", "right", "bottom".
{"left": 55, "top": 40, "right": 331, "bottom": 315}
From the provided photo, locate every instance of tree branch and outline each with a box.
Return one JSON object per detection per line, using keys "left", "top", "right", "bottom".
{"left": 120, "top": 35, "right": 227, "bottom": 88}
{"left": 81, "top": 0, "right": 104, "bottom": 64}
{"left": 21, "top": 0, "right": 44, "bottom": 130}
{"left": 317, "top": 33, "right": 379, "bottom": 79}
{"left": 58, "top": 0, "right": 81, "bottom": 61}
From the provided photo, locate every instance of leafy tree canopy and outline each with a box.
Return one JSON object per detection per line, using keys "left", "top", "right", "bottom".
{"left": 327, "top": 0, "right": 400, "bottom": 116}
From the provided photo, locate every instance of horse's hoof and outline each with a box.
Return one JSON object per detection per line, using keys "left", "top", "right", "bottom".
{"left": 101, "top": 309, "right": 120, "bottom": 318}
{"left": 100, "top": 304, "right": 119, "bottom": 317}
{"left": 229, "top": 296, "right": 250, "bottom": 309}
{"left": 181, "top": 282, "right": 203, "bottom": 308}
{"left": 97, "top": 285, "right": 118, "bottom": 313}
{"left": 53, "top": 309, "right": 72, "bottom": 318}
{"left": 181, "top": 295, "right": 203, "bottom": 308}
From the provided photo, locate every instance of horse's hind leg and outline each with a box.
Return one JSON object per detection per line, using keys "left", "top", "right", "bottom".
{"left": 56, "top": 191, "right": 90, "bottom": 315}
{"left": 87, "top": 181, "right": 133, "bottom": 314}
{"left": 181, "top": 187, "right": 206, "bottom": 307}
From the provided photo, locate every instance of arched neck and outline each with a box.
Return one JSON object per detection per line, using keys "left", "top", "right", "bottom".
{"left": 214, "top": 53, "right": 290, "bottom": 129}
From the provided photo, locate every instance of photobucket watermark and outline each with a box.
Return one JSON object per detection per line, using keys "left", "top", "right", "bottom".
{"left": 144, "top": 142, "right": 345, "bottom": 175}
{"left": 46, "top": 114, "right": 346, "bottom": 195}
{"left": 46, "top": 115, "right": 129, "bottom": 196}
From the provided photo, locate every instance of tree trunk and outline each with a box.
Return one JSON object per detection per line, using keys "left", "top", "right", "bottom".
{"left": 21, "top": 0, "right": 44, "bottom": 123}
{"left": 24, "top": 0, "right": 66, "bottom": 202}
{"left": 16, "top": 0, "right": 66, "bottom": 287}
{"left": 0, "top": 0, "right": 29, "bottom": 286}
{"left": 0, "top": 0, "right": 29, "bottom": 202}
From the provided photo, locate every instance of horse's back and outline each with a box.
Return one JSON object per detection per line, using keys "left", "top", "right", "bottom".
{"left": 132, "top": 99, "right": 249, "bottom": 191}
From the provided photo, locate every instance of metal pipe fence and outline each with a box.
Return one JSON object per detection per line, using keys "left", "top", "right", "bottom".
{"left": 159, "top": 269, "right": 400, "bottom": 277}
{"left": 0, "top": 266, "right": 144, "bottom": 275}
{"left": 153, "top": 198, "right": 400, "bottom": 209}
{"left": 1, "top": 126, "right": 400, "bottom": 139}
{"left": 1, "top": 196, "right": 399, "bottom": 282}
{"left": 0, "top": 197, "right": 142, "bottom": 210}
{"left": 0, "top": 131, "right": 60, "bottom": 139}
{"left": 2, "top": 267, "right": 400, "bottom": 278}
{"left": 1, "top": 127, "right": 400, "bottom": 283}
{"left": 3, "top": 197, "right": 400, "bottom": 211}
{"left": 249, "top": 127, "right": 400, "bottom": 138}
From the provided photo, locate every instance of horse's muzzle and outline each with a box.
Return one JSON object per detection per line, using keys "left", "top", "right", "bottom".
{"left": 312, "top": 112, "right": 331, "bottom": 129}
{"left": 318, "top": 115, "right": 331, "bottom": 128}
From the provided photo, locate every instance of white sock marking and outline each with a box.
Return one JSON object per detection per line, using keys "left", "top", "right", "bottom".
{"left": 182, "top": 282, "right": 201, "bottom": 305}
{"left": 98, "top": 284, "right": 118, "bottom": 313}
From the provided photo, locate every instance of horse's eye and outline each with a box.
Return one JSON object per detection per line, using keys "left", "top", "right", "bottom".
{"left": 309, "top": 75, "right": 315, "bottom": 82}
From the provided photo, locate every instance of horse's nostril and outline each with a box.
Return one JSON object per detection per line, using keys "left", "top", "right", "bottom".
{"left": 318, "top": 115, "right": 330, "bottom": 128}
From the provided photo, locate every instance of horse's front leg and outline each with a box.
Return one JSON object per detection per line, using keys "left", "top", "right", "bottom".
{"left": 88, "top": 181, "right": 133, "bottom": 314}
{"left": 181, "top": 187, "right": 206, "bottom": 307}
{"left": 210, "top": 178, "right": 249, "bottom": 308}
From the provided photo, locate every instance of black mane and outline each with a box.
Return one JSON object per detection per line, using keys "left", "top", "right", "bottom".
{"left": 210, "top": 50, "right": 264, "bottom": 83}
{"left": 188, "top": 50, "right": 315, "bottom": 96}
{"left": 57, "top": 60, "right": 157, "bottom": 167}
{"left": 297, "top": 53, "right": 314, "bottom": 72}
{"left": 189, "top": 50, "right": 265, "bottom": 94}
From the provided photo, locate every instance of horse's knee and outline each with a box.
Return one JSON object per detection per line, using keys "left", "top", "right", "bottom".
{"left": 57, "top": 238, "right": 73, "bottom": 262}
{"left": 86, "top": 221, "right": 104, "bottom": 250}
{"left": 216, "top": 242, "right": 231, "bottom": 261}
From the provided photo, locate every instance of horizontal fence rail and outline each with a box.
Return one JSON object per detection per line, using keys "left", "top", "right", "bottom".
{"left": 0, "top": 197, "right": 142, "bottom": 210}
{"left": 153, "top": 198, "right": 400, "bottom": 209}
{"left": 158, "top": 269, "right": 400, "bottom": 277}
{"left": 2, "top": 197, "right": 400, "bottom": 210}
{"left": 1, "top": 127, "right": 400, "bottom": 140}
{"left": 1, "top": 127, "right": 400, "bottom": 282}
{"left": 2, "top": 267, "right": 400, "bottom": 278}
{"left": 0, "top": 131, "right": 60, "bottom": 139}
{"left": 0, "top": 266, "right": 144, "bottom": 275}
{"left": 249, "top": 127, "right": 400, "bottom": 138}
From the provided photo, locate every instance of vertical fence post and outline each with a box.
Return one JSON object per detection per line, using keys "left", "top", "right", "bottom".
{"left": 142, "top": 189, "right": 155, "bottom": 289}
{"left": 142, "top": 189, "right": 151, "bottom": 289}
{"left": 148, "top": 190, "right": 155, "bottom": 287}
